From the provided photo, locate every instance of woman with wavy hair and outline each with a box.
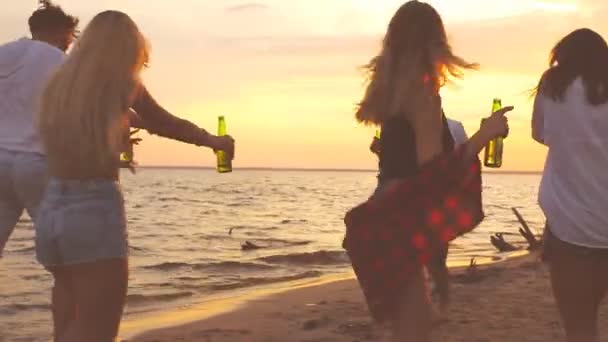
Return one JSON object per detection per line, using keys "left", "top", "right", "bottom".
{"left": 35, "top": 11, "right": 234, "bottom": 342}
{"left": 346, "top": 1, "right": 511, "bottom": 341}
{"left": 533, "top": 28, "right": 608, "bottom": 342}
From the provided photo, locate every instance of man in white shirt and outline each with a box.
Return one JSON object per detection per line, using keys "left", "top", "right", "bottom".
{"left": 0, "top": 2, "right": 79, "bottom": 255}
{"left": 446, "top": 119, "right": 468, "bottom": 146}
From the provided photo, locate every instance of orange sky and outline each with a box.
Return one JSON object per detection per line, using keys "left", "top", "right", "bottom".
{"left": 3, "top": 1, "right": 608, "bottom": 171}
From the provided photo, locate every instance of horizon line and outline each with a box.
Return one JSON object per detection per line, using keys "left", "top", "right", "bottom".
{"left": 136, "top": 165, "right": 542, "bottom": 175}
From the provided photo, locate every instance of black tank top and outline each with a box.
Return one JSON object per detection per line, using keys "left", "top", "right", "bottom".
{"left": 378, "top": 113, "right": 455, "bottom": 183}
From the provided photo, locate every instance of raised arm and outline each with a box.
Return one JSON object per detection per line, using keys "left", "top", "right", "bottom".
{"left": 465, "top": 106, "right": 513, "bottom": 158}
{"left": 130, "top": 86, "right": 210, "bottom": 145}
{"left": 130, "top": 86, "right": 234, "bottom": 158}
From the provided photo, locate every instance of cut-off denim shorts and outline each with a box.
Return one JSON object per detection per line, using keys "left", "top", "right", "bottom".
{"left": 35, "top": 178, "right": 127, "bottom": 267}
{"left": 0, "top": 148, "right": 47, "bottom": 256}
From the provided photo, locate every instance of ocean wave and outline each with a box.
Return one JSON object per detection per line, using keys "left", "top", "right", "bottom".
{"left": 158, "top": 196, "right": 182, "bottom": 202}
{"left": 22, "top": 274, "right": 46, "bottom": 281}
{"left": 127, "top": 291, "right": 193, "bottom": 305}
{"left": 12, "top": 246, "right": 35, "bottom": 253}
{"left": 236, "top": 238, "right": 311, "bottom": 249}
{"left": 280, "top": 219, "right": 309, "bottom": 224}
{"left": 0, "top": 303, "right": 50, "bottom": 315}
{"left": 258, "top": 250, "right": 348, "bottom": 266}
{"left": 143, "top": 261, "right": 276, "bottom": 272}
{"left": 193, "top": 261, "right": 276, "bottom": 272}
{"left": 10, "top": 236, "right": 32, "bottom": 242}
{"left": 227, "top": 202, "right": 251, "bottom": 207}
{"left": 242, "top": 227, "right": 280, "bottom": 234}
{"left": 206, "top": 186, "right": 245, "bottom": 195}
{"left": 175, "top": 276, "right": 206, "bottom": 282}
{"left": 142, "top": 262, "right": 190, "bottom": 271}
{"left": 128, "top": 244, "right": 148, "bottom": 252}
{"left": 262, "top": 238, "right": 311, "bottom": 247}
{"left": 209, "top": 270, "right": 323, "bottom": 291}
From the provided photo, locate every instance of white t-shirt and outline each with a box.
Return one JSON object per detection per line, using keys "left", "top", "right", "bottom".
{"left": 447, "top": 119, "right": 468, "bottom": 146}
{"left": 534, "top": 78, "right": 608, "bottom": 248}
{"left": 0, "top": 38, "right": 65, "bottom": 154}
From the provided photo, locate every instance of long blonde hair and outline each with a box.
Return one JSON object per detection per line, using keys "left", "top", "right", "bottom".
{"left": 38, "top": 10, "right": 149, "bottom": 169}
{"left": 356, "top": 1, "right": 477, "bottom": 126}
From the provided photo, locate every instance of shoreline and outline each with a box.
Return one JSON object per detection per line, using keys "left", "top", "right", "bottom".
{"left": 119, "top": 250, "right": 530, "bottom": 341}
{"left": 118, "top": 272, "right": 355, "bottom": 340}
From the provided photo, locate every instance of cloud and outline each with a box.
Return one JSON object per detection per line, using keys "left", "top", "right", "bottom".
{"left": 448, "top": 9, "right": 608, "bottom": 74}
{"left": 225, "top": 2, "right": 270, "bottom": 13}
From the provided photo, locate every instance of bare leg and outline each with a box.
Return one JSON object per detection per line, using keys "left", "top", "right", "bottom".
{"left": 549, "top": 249, "right": 599, "bottom": 342}
{"left": 592, "top": 256, "right": 608, "bottom": 340}
{"left": 58, "top": 258, "right": 128, "bottom": 342}
{"left": 49, "top": 267, "right": 76, "bottom": 342}
{"left": 427, "top": 259, "right": 449, "bottom": 311}
{"left": 391, "top": 268, "right": 432, "bottom": 342}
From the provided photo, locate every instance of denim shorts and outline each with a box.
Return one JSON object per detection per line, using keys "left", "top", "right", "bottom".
{"left": 542, "top": 226, "right": 608, "bottom": 263}
{"left": 35, "top": 178, "right": 127, "bottom": 267}
{"left": 0, "top": 148, "right": 47, "bottom": 255}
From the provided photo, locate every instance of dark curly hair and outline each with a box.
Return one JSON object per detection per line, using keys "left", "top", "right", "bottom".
{"left": 28, "top": 0, "right": 79, "bottom": 36}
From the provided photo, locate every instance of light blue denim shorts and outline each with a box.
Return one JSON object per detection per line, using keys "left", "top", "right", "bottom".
{"left": 35, "top": 178, "right": 127, "bottom": 267}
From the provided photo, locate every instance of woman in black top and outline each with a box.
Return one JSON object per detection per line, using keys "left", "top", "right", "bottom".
{"left": 378, "top": 113, "right": 455, "bottom": 316}
{"left": 355, "top": 1, "right": 510, "bottom": 341}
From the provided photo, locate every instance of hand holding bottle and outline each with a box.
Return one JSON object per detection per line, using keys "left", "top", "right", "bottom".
{"left": 480, "top": 106, "right": 512, "bottom": 141}
{"left": 465, "top": 105, "right": 513, "bottom": 161}
{"left": 210, "top": 135, "right": 235, "bottom": 160}
{"left": 369, "top": 129, "right": 381, "bottom": 155}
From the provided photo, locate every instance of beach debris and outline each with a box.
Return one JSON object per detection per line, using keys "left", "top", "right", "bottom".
{"left": 511, "top": 207, "right": 542, "bottom": 250}
{"left": 458, "top": 257, "right": 484, "bottom": 283}
{"left": 302, "top": 315, "right": 331, "bottom": 331}
{"left": 302, "top": 319, "right": 321, "bottom": 330}
{"left": 241, "top": 241, "right": 263, "bottom": 251}
{"left": 228, "top": 227, "right": 233, "bottom": 235}
{"left": 490, "top": 233, "right": 520, "bottom": 252}
{"left": 490, "top": 208, "right": 543, "bottom": 252}
{"left": 467, "top": 257, "right": 478, "bottom": 274}
{"left": 334, "top": 321, "right": 375, "bottom": 340}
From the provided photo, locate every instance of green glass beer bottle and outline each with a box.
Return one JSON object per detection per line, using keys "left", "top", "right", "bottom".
{"left": 120, "top": 116, "right": 134, "bottom": 167}
{"left": 482, "top": 98, "right": 504, "bottom": 168}
{"left": 216, "top": 116, "right": 232, "bottom": 173}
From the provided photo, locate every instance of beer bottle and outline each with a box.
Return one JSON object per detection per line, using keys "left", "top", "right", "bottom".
{"left": 120, "top": 116, "right": 134, "bottom": 168}
{"left": 216, "top": 116, "right": 232, "bottom": 173}
{"left": 482, "top": 98, "right": 504, "bottom": 168}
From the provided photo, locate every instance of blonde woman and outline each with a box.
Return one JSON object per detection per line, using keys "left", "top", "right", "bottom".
{"left": 348, "top": 1, "right": 511, "bottom": 341}
{"left": 35, "top": 11, "right": 234, "bottom": 342}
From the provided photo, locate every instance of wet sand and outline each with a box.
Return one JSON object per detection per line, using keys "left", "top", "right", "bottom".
{"left": 123, "top": 252, "right": 608, "bottom": 341}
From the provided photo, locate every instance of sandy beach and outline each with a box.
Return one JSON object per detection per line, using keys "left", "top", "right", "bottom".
{"left": 120, "top": 251, "right": 608, "bottom": 342}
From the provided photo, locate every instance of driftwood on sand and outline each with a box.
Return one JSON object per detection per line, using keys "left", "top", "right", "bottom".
{"left": 490, "top": 233, "right": 519, "bottom": 252}
{"left": 241, "top": 241, "right": 264, "bottom": 251}
{"left": 490, "top": 207, "right": 543, "bottom": 252}
{"left": 511, "top": 208, "right": 542, "bottom": 250}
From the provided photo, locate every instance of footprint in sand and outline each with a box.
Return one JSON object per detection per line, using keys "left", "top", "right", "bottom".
{"left": 334, "top": 321, "right": 377, "bottom": 340}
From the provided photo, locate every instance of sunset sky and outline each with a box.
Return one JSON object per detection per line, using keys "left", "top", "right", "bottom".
{"left": 2, "top": 0, "right": 607, "bottom": 171}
